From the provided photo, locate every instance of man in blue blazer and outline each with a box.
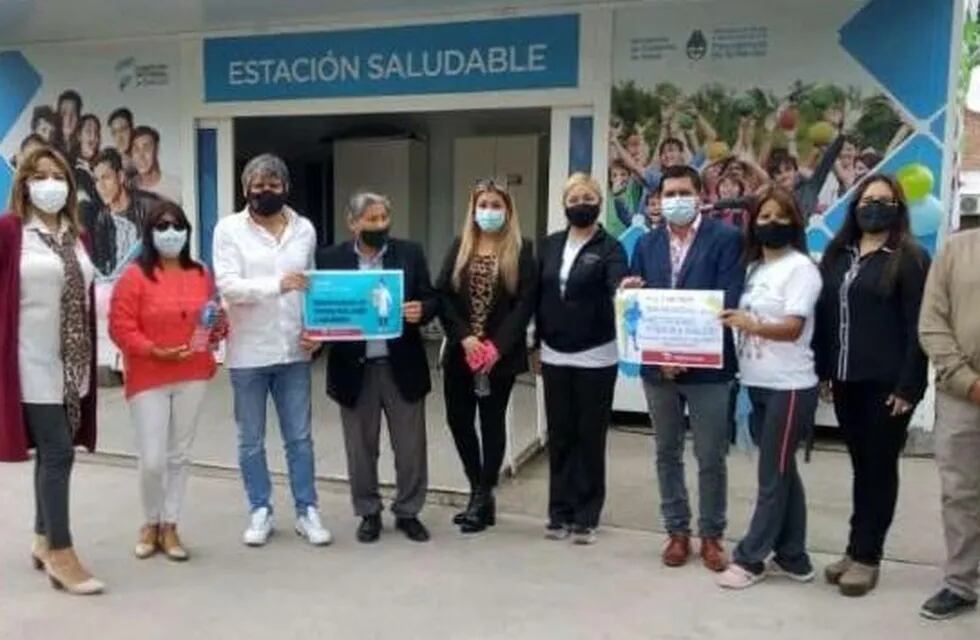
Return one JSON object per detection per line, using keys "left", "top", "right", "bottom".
{"left": 624, "top": 165, "right": 745, "bottom": 572}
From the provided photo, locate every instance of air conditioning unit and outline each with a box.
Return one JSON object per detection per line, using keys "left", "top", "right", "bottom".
{"left": 960, "top": 194, "right": 980, "bottom": 216}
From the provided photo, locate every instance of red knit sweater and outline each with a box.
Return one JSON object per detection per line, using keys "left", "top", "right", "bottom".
{"left": 109, "top": 263, "right": 218, "bottom": 398}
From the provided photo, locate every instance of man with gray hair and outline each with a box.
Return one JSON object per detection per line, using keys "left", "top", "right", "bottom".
{"left": 213, "top": 153, "right": 332, "bottom": 548}
{"left": 316, "top": 191, "right": 438, "bottom": 543}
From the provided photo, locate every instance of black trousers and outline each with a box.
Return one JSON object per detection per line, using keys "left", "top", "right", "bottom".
{"left": 443, "top": 355, "right": 516, "bottom": 490}
{"left": 23, "top": 404, "right": 76, "bottom": 550}
{"left": 542, "top": 363, "right": 618, "bottom": 529}
{"left": 833, "top": 380, "right": 912, "bottom": 566}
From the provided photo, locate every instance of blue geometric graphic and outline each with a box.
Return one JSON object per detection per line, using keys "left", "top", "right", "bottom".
{"left": 0, "top": 51, "right": 42, "bottom": 207}
{"left": 930, "top": 109, "right": 947, "bottom": 142}
{"left": 839, "top": 0, "right": 952, "bottom": 120}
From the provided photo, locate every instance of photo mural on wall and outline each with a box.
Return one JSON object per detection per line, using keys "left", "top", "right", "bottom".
{"left": 608, "top": 0, "right": 954, "bottom": 264}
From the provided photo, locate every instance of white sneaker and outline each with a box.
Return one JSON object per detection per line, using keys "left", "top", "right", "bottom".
{"left": 243, "top": 507, "right": 274, "bottom": 547}
{"left": 295, "top": 507, "right": 333, "bottom": 546}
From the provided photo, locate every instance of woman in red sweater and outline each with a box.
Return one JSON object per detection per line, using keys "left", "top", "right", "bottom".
{"left": 109, "top": 201, "right": 225, "bottom": 561}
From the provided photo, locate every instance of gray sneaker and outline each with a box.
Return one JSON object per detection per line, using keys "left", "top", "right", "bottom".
{"left": 545, "top": 522, "right": 571, "bottom": 541}
{"left": 838, "top": 561, "right": 879, "bottom": 597}
{"left": 824, "top": 555, "right": 853, "bottom": 585}
{"left": 572, "top": 526, "right": 597, "bottom": 546}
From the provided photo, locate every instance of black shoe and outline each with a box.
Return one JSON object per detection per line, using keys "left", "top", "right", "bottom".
{"left": 460, "top": 489, "right": 496, "bottom": 534}
{"left": 356, "top": 514, "right": 382, "bottom": 543}
{"left": 452, "top": 489, "right": 477, "bottom": 526}
{"left": 395, "top": 517, "right": 430, "bottom": 543}
{"left": 920, "top": 589, "right": 978, "bottom": 620}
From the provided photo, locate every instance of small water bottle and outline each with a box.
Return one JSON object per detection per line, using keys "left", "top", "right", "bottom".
{"left": 474, "top": 372, "right": 491, "bottom": 398}
{"left": 190, "top": 300, "right": 220, "bottom": 352}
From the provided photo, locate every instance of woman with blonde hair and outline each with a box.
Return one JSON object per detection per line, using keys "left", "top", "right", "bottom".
{"left": 0, "top": 146, "right": 103, "bottom": 594}
{"left": 533, "top": 172, "right": 628, "bottom": 545}
{"left": 437, "top": 179, "right": 536, "bottom": 533}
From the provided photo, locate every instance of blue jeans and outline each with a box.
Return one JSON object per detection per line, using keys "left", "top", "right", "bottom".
{"left": 643, "top": 380, "right": 731, "bottom": 538}
{"left": 229, "top": 361, "right": 317, "bottom": 516}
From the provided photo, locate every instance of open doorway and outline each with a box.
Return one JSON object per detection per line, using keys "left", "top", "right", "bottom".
{"left": 233, "top": 108, "right": 551, "bottom": 272}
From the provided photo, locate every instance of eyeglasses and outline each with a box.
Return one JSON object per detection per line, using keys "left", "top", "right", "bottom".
{"left": 153, "top": 221, "right": 188, "bottom": 232}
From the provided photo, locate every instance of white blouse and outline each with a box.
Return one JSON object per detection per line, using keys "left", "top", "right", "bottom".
{"left": 18, "top": 218, "right": 96, "bottom": 404}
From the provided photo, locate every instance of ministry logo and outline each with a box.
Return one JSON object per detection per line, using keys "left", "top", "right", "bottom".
{"left": 686, "top": 30, "right": 708, "bottom": 61}
{"left": 116, "top": 57, "right": 170, "bottom": 91}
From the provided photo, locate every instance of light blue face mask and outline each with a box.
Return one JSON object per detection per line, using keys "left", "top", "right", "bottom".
{"left": 152, "top": 227, "right": 188, "bottom": 258}
{"left": 474, "top": 207, "right": 506, "bottom": 232}
{"left": 661, "top": 196, "right": 699, "bottom": 226}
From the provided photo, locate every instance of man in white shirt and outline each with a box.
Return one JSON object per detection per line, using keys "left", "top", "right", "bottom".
{"left": 212, "top": 154, "right": 330, "bottom": 548}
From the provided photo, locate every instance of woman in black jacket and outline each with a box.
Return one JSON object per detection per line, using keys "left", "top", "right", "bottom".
{"left": 815, "top": 174, "right": 930, "bottom": 597}
{"left": 534, "top": 172, "right": 628, "bottom": 545}
{"left": 437, "top": 179, "right": 537, "bottom": 534}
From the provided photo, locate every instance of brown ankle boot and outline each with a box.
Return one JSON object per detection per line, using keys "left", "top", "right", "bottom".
{"left": 45, "top": 547, "right": 105, "bottom": 595}
{"left": 159, "top": 524, "right": 189, "bottom": 562}
{"left": 135, "top": 524, "right": 159, "bottom": 559}
{"left": 700, "top": 537, "right": 729, "bottom": 573}
{"left": 31, "top": 534, "right": 48, "bottom": 571}
{"left": 663, "top": 534, "right": 692, "bottom": 567}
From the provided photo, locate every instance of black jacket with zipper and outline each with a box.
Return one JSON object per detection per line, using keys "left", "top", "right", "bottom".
{"left": 437, "top": 237, "right": 537, "bottom": 377}
{"left": 535, "top": 227, "right": 628, "bottom": 354}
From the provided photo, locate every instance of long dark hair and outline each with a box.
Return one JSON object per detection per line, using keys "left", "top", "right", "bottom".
{"left": 138, "top": 200, "right": 203, "bottom": 281}
{"left": 743, "top": 185, "right": 807, "bottom": 264}
{"left": 821, "top": 173, "right": 925, "bottom": 295}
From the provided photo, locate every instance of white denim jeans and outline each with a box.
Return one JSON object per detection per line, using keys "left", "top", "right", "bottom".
{"left": 129, "top": 381, "right": 208, "bottom": 524}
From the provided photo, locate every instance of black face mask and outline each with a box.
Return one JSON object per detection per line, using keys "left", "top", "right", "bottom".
{"left": 754, "top": 223, "right": 798, "bottom": 250}
{"left": 360, "top": 227, "right": 389, "bottom": 249}
{"left": 855, "top": 203, "right": 899, "bottom": 234}
{"left": 249, "top": 190, "right": 287, "bottom": 217}
{"left": 565, "top": 203, "right": 601, "bottom": 228}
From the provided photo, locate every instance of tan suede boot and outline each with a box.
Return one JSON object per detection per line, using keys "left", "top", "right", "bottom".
{"left": 159, "top": 524, "right": 189, "bottom": 562}
{"left": 45, "top": 547, "right": 105, "bottom": 595}
{"left": 135, "top": 524, "right": 160, "bottom": 559}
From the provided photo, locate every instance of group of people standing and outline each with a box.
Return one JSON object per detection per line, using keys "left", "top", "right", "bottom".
{"left": 1, "top": 145, "right": 978, "bottom": 622}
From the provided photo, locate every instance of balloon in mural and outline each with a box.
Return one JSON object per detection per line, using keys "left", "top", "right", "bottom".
{"left": 807, "top": 121, "right": 836, "bottom": 146}
{"left": 908, "top": 194, "right": 943, "bottom": 237}
{"left": 896, "top": 163, "right": 935, "bottom": 202}
{"left": 707, "top": 140, "right": 730, "bottom": 162}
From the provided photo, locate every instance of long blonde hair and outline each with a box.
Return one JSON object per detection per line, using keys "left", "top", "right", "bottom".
{"left": 10, "top": 146, "right": 81, "bottom": 232}
{"left": 452, "top": 182, "right": 522, "bottom": 294}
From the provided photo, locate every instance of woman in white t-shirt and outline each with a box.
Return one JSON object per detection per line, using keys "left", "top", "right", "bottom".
{"left": 715, "top": 186, "right": 823, "bottom": 589}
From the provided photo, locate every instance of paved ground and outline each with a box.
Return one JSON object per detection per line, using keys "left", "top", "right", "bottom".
{"left": 1, "top": 461, "right": 977, "bottom": 640}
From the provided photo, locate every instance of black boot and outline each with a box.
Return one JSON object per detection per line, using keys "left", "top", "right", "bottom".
{"left": 460, "top": 488, "right": 496, "bottom": 534}
{"left": 452, "top": 487, "right": 477, "bottom": 525}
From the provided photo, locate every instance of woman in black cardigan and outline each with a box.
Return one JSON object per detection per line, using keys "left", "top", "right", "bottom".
{"left": 815, "top": 174, "right": 930, "bottom": 597}
{"left": 437, "top": 179, "right": 537, "bottom": 534}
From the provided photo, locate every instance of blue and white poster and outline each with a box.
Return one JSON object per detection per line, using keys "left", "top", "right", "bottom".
{"left": 303, "top": 270, "right": 405, "bottom": 342}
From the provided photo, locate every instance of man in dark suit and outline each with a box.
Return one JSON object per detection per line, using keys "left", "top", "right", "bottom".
{"left": 315, "top": 192, "right": 438, "bottom": 543}
{"left": 623, "top": 164, "right": 745, "bottom": 573}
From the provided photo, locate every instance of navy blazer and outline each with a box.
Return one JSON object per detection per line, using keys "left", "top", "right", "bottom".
{"left": 629, "top": 217, "right": 745, "bottom": 384}
{"left": 315, "top": 238, "right": 438, "bottom": 408}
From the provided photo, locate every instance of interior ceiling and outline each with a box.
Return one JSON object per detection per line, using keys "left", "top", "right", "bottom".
{"left": 0, "top": 0, "right": 606, "bottom": 46}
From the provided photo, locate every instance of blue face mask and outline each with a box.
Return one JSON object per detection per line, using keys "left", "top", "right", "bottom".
{"left": 661, "top": 196, "right": 699, "bottom": 226}
{"left": 475, "top": 207, "right": 506, "bottom": 232}
{"left": 152, "top": 227, "right": 188, "bottom": 258}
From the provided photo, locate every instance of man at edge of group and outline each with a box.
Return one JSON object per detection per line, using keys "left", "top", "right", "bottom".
{"left": 623, "top": 164, "right": 745, "bottom": 573}
{"left": 918, "top": 227, "right": 980, "bottom": 621}
{"left": 316, "top": 192, "right": 438, "bottom": 544}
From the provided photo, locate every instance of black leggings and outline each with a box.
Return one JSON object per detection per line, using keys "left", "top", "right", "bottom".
{"left": 24, "top": 404, "right": 76, "bottom": 550}
{"left": 443, "top": 355, "right": 517, "bottom": 490}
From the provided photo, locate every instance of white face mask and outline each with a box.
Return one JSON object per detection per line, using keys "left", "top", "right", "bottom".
{"left": 152, "top": 227, "right": 189, "bottom": 258}
{"left": 28, "top": 178, "right": 69, "bottom": 215}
